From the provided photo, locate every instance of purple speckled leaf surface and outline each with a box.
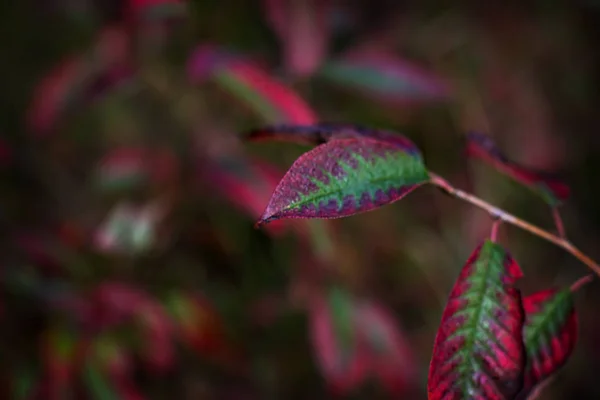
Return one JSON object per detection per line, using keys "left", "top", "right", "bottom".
{"left": 257, "top": 137, "right": 429, "bottom": 225}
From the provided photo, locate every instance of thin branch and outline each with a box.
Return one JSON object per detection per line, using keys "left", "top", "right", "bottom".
{"left": 571, "top": 274, "right": 594, "bottom": 292}
{"left": 552, "top": 207, "right": 567, "bottom": 239}
{"left": 490, "top": 219, "right": 501, "bottom": 243}
{"left": 429, "top": 172, "right": 600, "bottom": 278}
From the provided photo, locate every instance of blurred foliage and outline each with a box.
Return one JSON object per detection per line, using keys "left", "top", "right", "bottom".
{"left": 1, "top": 0, "right": 600, "bottom": 399}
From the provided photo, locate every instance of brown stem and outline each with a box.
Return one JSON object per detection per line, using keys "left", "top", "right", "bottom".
{"left": 571, "top": 274, "right": 594, "bottom": 292}
{"left": 429, "top": 172, "right": 600, "bottom": 278}
{"left": 552, "top": 207, "right": 567, "bottom": 239}
{"left": 490, "top": 219, "right": 501, "bottom": 243}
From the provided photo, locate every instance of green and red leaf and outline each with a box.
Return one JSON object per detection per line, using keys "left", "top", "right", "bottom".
{"left": 515, "top": 288, "right": 577, "bottom": 399}
{"left": 247, "top": 122, "right": 418, "bottom": 149}
{"left": 428, "top": 240, "right": 526, "bottom": 400}
{"left": 309, "top": 287, "right": 367, "bottom": 394}
{"left": 354, "top": 300, "right": 417, "bottom": 395}
{"left": 200, "top": 155, "right": 289, "bottom": 236}
{"left": 27, "top": 27, "right": 131, "bottom": 136}
{"left": 465, "top": 132, "right": 570, "bottom": 206}
{"left": 317, "top": 47, "right": 451, "bottom": 105}
{"left": 186, "top": 45, "right": 316, "bottom": 124}
{"left": 165, "top": 291, "right": 234, "bottom": 361}
{"left": 262, "top": 0, "right": 332, "bottom": 77}
{"left": 91, "top": 282, "right": 175, "bottom": 372}
{"left": 257, "top": 137, "right": 429, "bottom": 225}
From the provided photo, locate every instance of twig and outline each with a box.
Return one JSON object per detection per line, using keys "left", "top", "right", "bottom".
{"left": 490, "top": 219, "right": 501, "bottom": 243}
{"left": 429, "top": 172, "right": 600, "bottom": 278}
{"left": 552, "top": 207, "right": 567, "bottom": 239}
{"left": 571, "top": 274, "right": 594, "bottom": 292}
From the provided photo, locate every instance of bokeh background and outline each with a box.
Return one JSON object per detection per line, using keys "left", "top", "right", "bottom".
{"left": 2, "top": 0, "right": 600, "bottom": 398}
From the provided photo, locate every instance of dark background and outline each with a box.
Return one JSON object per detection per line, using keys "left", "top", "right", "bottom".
{"left": 1, "top": 1, "right": 600, "bottom": 398}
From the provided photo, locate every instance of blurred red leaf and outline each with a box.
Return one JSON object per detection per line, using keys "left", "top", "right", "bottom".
{"left": 91, "top": 282, "right": 175, "bottom": 372}
{"left": 465, "top": 132, "right": 570, "bottom": 206}
{"left": 27, "top": 27, "right": 131, "bottom": 136}
{"left": 262, "top": 0, "right": 332, "bottom": 77}
{"left": 186, "top": 44, "right": 317, "bottom": 124}
{"left": 354, "top": 301, "right": 417, "bottom": 395}
{"left": 318, "top": 46, "right": 451, "bottom": 105}
{"left": 309, "top": 287, "right": 416, "bottom": 396}
{"left": 165, "top": 291, "right": 238, "bottom": 364}
{"left": 309, "top": 287, "right": 367, "bottom": 394}
{"left": 199, "top": 155, "right": 289, "bottom": 236}
{"left": 94, "top": 146, "right": 179, "bottom": 193}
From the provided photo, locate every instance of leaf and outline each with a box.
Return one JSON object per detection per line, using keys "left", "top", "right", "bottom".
{"left": 200, "top": 155, "right": 289, "bottom": 236}
{"left": 94, "top": 146, "right": 178, "bottom": 193}
{"left": 186, "top": 44, "right": 242, "bottom": 82}
{"left": 186, "top": 45, "right": 316, "bottom": 123}
{"left": 428, "top": 240, "right": 526, "bottom": 400}
{"left": 165, "top": 292, "right": 231, "bottom": 358}
{"left": 317, "top": 47, "right": 451, "bottom": 104}
{"left": 91, "top": 282, "right": 175, "bottom": 372}
{"left": 257, "top": 137, "right": 429, "bottom": 226}
{"left": 465, "top": 132, "right": 570, "bottom": 206}
{"left": 27, "top": 27, "right": 131, "bottom": 136}
{"left": 309, "top": 287, "right": 368, "bottom": 394}
{"left": 213, "top": 61, "right": 317, "bottom": 124}
{"left": 354, "top": 300, "right": 417, "bottom": 395}
{"left": 262, "top": 0, "right": 332, "bottom": 77}
{"left": 247, "top": 122, "right": 419, "bottom": 149}
{"left": 515, "top": 288, "right": 577, "bottom": 399}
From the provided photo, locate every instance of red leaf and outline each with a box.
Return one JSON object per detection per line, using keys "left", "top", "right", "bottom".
{"left": 318, "top": 46, "right": 451, "bottom": 105}
{"left": 200, "top": 155, "right": 289, "bottom": 236}
{"left": 354, "top": 301, "right": 417, "bottom": 395}
{"left": 94, "top": 146, "right": 179, "bottom": 192}
{"left": 186, "top": 45, "right": 317, "bottom": 124}
{"left": 27, "top": 27, "right": 131, "bottom": 136}
{"left": 428, "top": 240, "right": 526, "bottom": 400}
{"left": 262, "top": 0, "right": 332, "bottom": 77}
{"left": 465, "top": 132, "right": 570, "bottom": 206}
{"left": 165, "top": 292, "right": 232, "bottom": 358}
{"left": 309, "top": 289, "right": 368, "bottom": 394}
{"left": 515, "top": 288, "right": 577, "bottom": 399}
{"left": 91, "top": 282, "right": 175, "bottom": 372}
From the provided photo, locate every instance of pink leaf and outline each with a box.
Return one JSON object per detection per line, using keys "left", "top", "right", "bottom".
{"left": 91, "top": 282, "right": 175, "bottom": 371}
{"left": 309, "top": 289, "right": 368, "bottom": 394}
{"left": 262, "top": 0, "right": 332, "bottom": 77}
{"left": 354, "top": 301, "right": 417, "bottom": 395}
{"left": 27, "top": 27, "right": 132, "bottom": 136}
{"left": 318, "top": 46, "right": 451, "bottom": 105}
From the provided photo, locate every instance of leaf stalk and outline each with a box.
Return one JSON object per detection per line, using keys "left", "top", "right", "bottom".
{"left": 429, "top": 172, "right": 600, "bottom": 279}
